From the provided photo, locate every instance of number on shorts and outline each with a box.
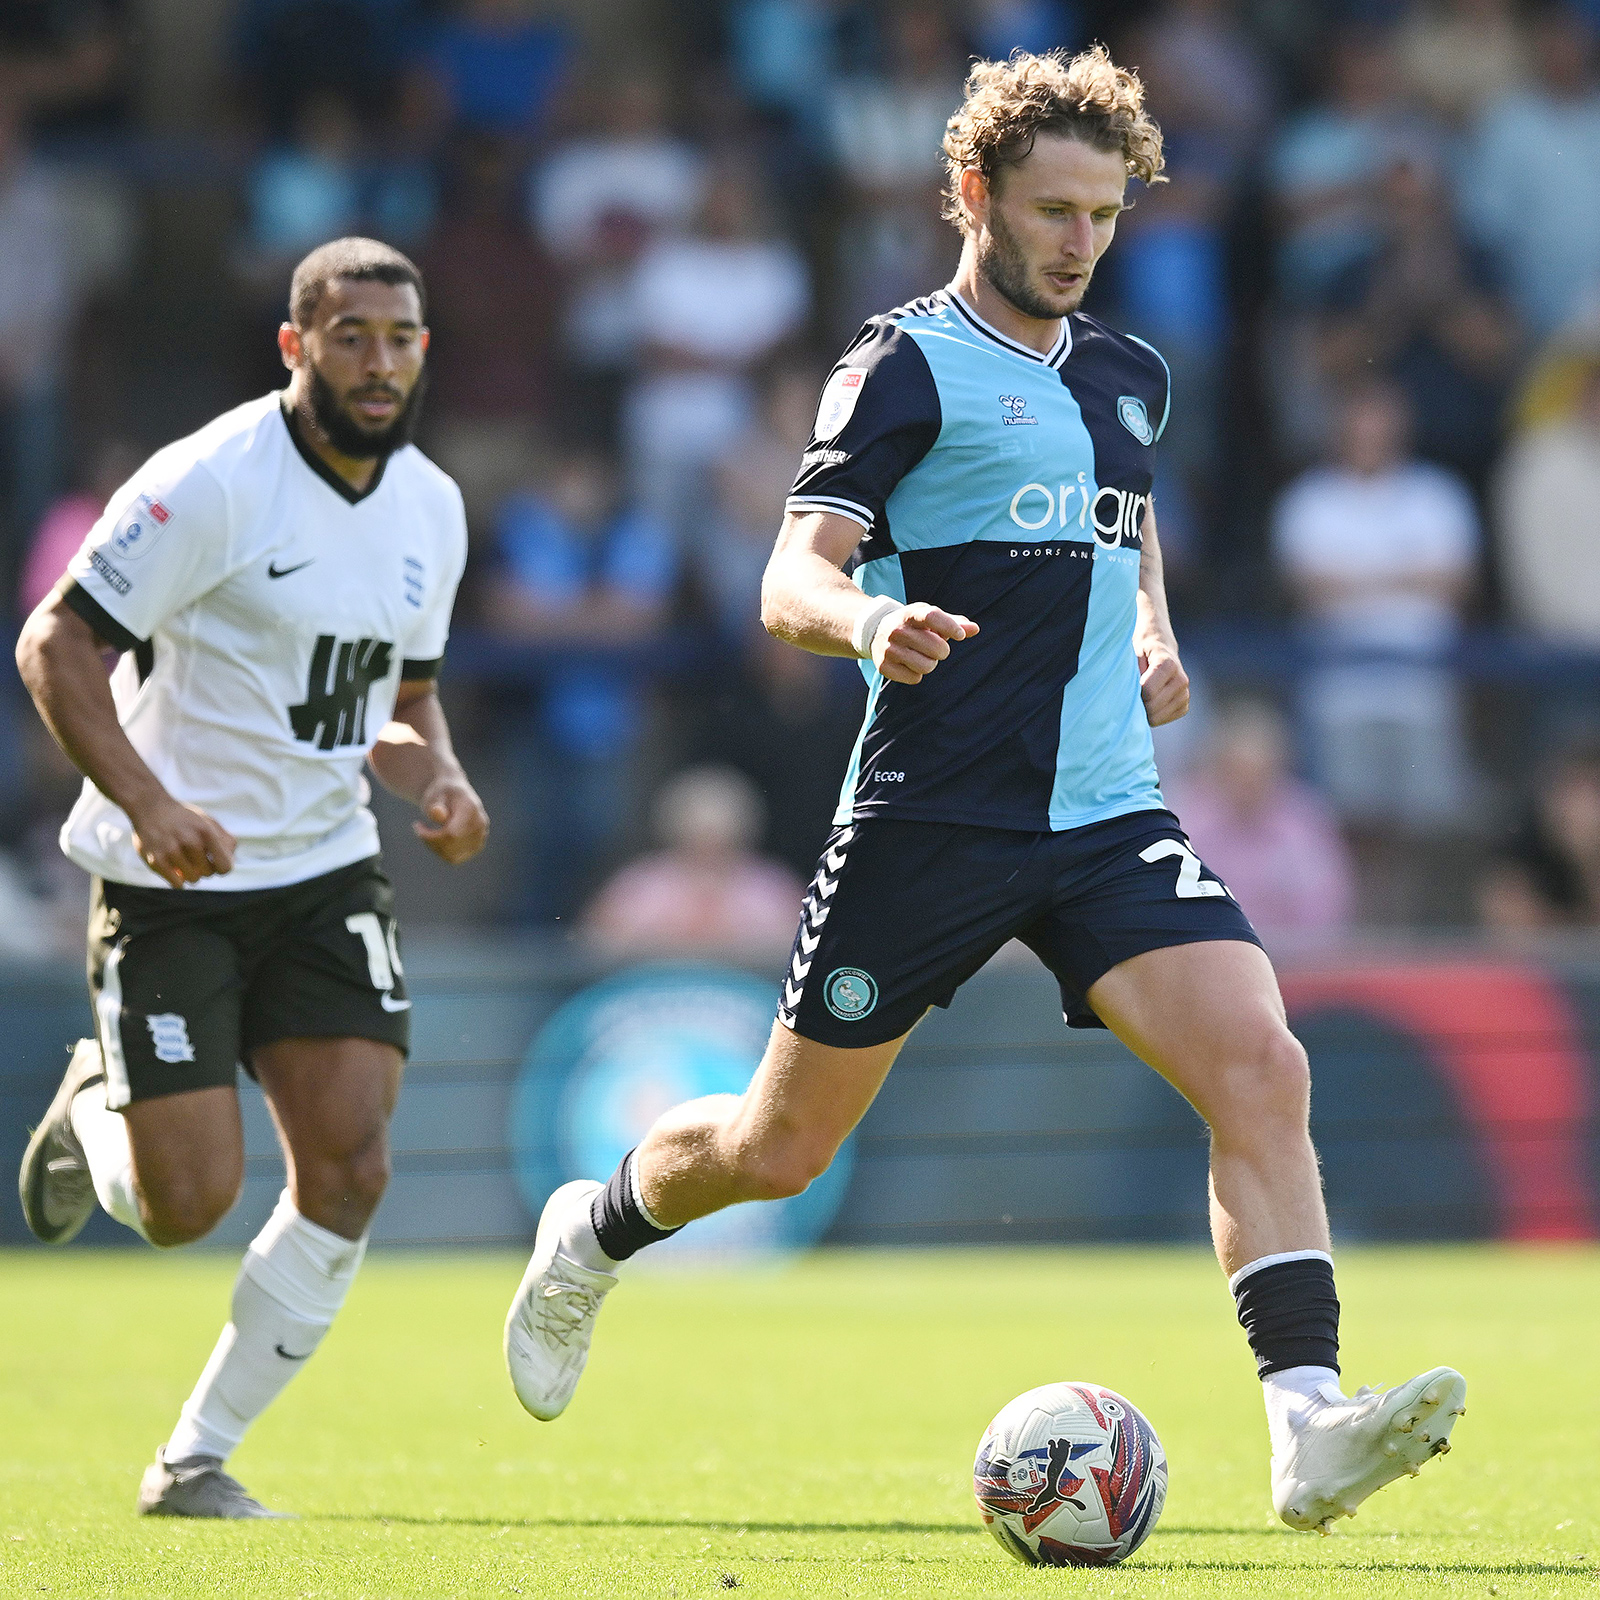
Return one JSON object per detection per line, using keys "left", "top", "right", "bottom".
{"left": 345, "top": 911, "right": 404, "bottom": 992}
{"left": 1138, "top": 838, "right": 1227, "bottom": 899}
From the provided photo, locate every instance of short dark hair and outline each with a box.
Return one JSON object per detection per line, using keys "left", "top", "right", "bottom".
{"left": 288, "top": 237, "right": 426, "bottom": 328}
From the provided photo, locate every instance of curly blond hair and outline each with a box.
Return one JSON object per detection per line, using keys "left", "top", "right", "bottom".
{"left": 942, "top": 46, "right": 1165, "bottom": 234}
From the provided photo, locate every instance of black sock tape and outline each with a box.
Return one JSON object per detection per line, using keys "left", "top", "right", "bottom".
{"left": 589, "top": 1148, "right": 680, "bottom": 1262}
{"left": 1233, "top": 1257, "right": 1341, "bottom": 1379}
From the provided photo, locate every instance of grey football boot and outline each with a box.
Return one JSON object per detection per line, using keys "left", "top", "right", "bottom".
{"left": 137, "top": 1448, "right": 293, "bottom": 1519}
{"left": 18, "top": 1037, "right": 104, "bottom": 1244}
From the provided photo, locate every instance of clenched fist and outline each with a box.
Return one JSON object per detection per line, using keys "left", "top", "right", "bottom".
{"left": 872, "top": 603, "right": 981, "bottom": 685}
{"left": 1138, "top": 644, "right": 1190, "bottom": 727}
{"left": 413, "top": 775, "right": 490, "bottom": 864}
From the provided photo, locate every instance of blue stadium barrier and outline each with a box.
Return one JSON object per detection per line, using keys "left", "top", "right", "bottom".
{"left": 3, "top": 939, "right": 1597, "bottom": 1250}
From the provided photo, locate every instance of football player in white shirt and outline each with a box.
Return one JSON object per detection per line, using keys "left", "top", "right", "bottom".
{"left": 15, "top": 238, "right": 489, "bottom": 1518}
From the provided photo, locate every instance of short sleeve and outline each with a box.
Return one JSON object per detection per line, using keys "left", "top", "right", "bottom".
{"left": 63, "top": 458, "right": 231, "bottom": 650}
{"left": 402, "top": 488, "right": 468, "bottom": 679}
{"left": 786, "top": 319, "right": 941, "bottom": 540}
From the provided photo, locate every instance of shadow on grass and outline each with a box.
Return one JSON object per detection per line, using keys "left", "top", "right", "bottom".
{"left": 307, "top": 1514, "right": 1563, "bottom": 1567}
{"left": 1131, "top": 1561, "right": 1592, "bottom": 1576}
{"left": 310, "top": 1514, "right": 986, "bottom": 1536}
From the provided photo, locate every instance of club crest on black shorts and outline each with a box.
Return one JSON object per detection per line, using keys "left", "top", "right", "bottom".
{"left": 824, "top": 968, "right": 878, "bottom": 1022}
{"left": 778, "top": 811, "right": 1262, "bottom": 1048}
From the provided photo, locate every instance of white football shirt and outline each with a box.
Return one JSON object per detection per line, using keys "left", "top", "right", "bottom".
{"left": 59, "top": 393, "right": 468, "bottom": 891}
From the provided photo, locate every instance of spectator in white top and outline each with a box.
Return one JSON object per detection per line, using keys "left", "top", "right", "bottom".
{"left": 1495, "top": 361, "right": 1600, "bottom": 645}
{"left": 621, "top": 162, "right": 808, "bottom": 539}
{"left": 1274, "top": 380, "right": 1480, "bottom": 831}
{"left": 1466, "top": 3, "right": 1600, "bottom": 337}
{"left": 530, "top": 72, "right": 705, "bottom": 265}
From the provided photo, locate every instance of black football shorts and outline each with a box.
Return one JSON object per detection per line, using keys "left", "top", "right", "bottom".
{"left": 88, "top": 856, "right": 411, "bottom": 1109}
{"left": 777, "top": 809, "right": 1263, "bottom": 1048}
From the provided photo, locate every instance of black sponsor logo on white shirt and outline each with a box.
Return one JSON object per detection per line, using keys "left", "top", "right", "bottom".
{"left": 89, "top": 548, "right": 132, "bottom": 595}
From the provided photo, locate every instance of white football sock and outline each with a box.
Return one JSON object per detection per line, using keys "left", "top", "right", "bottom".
{"left": 1262, "top": 1365, "right": 1345, "bottom": 1455}
{"left": 560, "top": 1188, "right": 620, "bottom": 1274}
{"left": 68, "top": 1078, "right": 149, "bottom": 1241}
{"left": 164, "top": 1189, "right": 366, "bottom": 1464}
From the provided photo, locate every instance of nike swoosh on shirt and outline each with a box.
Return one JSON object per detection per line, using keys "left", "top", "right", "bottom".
{"left": 380, "top": 994, "right": 412, "bottom": 1012}
{"left": 275, "top": 1343, "right": 314, "bottom": 1361}
{"left": 267, "top": 559, "right": 315, "bottom": 579}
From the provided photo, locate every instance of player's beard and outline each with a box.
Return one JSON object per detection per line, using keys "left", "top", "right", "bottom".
{"left": 307, "top": 362, "right": 428, "bottom": 461}
{"left": 977, "top": 207, "right": 1089, "bottom": 320}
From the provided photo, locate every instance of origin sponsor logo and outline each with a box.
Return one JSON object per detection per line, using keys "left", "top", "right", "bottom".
{"left": 1007, "top": 480, "right": 1148, "bottom": 548}
{"left": 89, "top": 548, "right": 132, "bottom": 595}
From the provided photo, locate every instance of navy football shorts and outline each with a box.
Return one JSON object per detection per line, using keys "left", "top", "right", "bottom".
{"left": 777, "top": 809, "right": 1263, "bottom": 1048}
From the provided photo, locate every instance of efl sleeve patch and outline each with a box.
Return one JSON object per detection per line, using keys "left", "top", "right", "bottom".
{"left": 813, "top": 367, "right": 868, "bottom": 442}
{"left": 65, "top": 462, "right": 230, "bottom": 643}
{"left": 788, "top": 323, "right": 942, "bottom": 543}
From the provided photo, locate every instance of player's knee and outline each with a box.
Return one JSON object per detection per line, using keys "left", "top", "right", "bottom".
{"left": 321, "top": 1138, "right": 391, "bottom": 1222}
{"left": 1208, "top": 1024, "right": 1310, "bottom": 1139}
{"left": 733, "top": 1135, "right": 835, "bottom": 1202}
{"left": 142, "top": 1173, "right": 240, "bottom": 1247}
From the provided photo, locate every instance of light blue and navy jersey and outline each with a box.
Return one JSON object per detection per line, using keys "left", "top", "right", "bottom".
{"left": 788, "top": 289, "right": 1172, "bottom": 833}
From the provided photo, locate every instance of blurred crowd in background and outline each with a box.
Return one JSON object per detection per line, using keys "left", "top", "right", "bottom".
{"left": 6, "top": 0, "right": 1600, "bottom": 958}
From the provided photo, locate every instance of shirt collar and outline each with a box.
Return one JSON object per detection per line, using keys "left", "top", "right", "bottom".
{"left": 944, "top": 289, "right": 1072, "bottom": 367}
{"left": 279, "top": 396, "right": 388, "bottom": 506}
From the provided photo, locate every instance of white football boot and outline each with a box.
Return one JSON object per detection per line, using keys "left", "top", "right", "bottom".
{"left": 504, "top": 1179, "right": 617, "bottom": 1421}
{"left": 1272, "top": 1366, "right": 1467, "bottom": 1532}
{"left": 19, "top": 1037, "right": 104, "bottom": 1244}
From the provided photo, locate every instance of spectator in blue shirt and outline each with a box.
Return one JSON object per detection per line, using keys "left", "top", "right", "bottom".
{"left": 485, "top": 450, "right": 678, "bottom": 924}
{"left": 424, "top": 0, "right": 569, "bottom": 137}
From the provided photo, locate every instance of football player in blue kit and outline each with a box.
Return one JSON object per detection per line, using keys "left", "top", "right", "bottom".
{"left": 506, "top": 47, "right": 1466, "bottom": 1532}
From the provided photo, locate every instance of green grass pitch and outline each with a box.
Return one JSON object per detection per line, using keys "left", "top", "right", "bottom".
{"left": 1, "top": 1246, "right": 1596, "bottom": 1598}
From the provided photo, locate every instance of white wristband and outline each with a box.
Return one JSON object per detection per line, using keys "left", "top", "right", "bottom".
{"left": 851, "top": 597, "right": 902, "bottom": 659}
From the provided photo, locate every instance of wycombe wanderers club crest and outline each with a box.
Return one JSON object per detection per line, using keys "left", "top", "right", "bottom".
{"left": 825, "top": 967, "right": 878, "bottom": 1022}
{"left": 1117, "top": 394, "right": 1154, "bottom": 445}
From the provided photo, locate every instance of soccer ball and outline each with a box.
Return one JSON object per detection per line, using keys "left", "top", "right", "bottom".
{"left": 973, "top": 1381, "right": 1168, "bottom": 1567}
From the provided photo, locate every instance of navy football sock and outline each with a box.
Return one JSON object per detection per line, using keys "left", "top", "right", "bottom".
{"left": 590, "top": 1148, "right": 680, "bottom": 1262}
{"left": 1232, "top": 1254, "right": 1341, "bottom": 1378}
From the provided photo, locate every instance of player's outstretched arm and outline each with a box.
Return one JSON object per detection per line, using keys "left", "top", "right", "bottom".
{"left": 760, "top": 509, "right": 978, "bottom": 684}
{"left": 1133, "top": 504, "right": 1190, "bottom": 727}
{"left": 15, "top": 589, "right": 236, "bottom": 886}
{"left": 369, "top": 680, "right": 489, "bottom": 865}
